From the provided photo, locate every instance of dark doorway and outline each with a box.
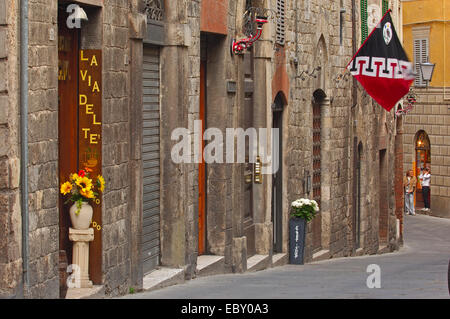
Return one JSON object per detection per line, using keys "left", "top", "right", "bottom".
{"left": 414, "top": 130, "right": 431, "bottom": 209}
{"left": 312, "top": 90, "right": 324, "bottom": 253}
{"left": 198, "top": 36, "right": 207, "bottom": 255}
{"left": 272, "top": 93, "right": 284, "bottom": 253}
{"left": 242, "top": 48, "right": 256, "bottom": 257}
{"left": 379, "top": 149, "right": 388, "bottom": 244}
{"left": 353, "top": 141, "right": 362, "bottom": 249}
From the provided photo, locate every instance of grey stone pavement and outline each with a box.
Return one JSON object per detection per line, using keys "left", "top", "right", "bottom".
{"left": 122, "top": 214, "right": 450, "bottom": 299}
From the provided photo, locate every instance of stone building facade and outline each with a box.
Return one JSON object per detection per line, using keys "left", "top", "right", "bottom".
{"left": 401, "top": 0, "right": 450, "bottom": 218}
{"left": 1, "top": 0, "right": 402, "bottom": 298}
{"left": 1, "top": 0, "right": 23, "bottom": 298}
{"left": 0, "top": 0, "right": 148, "bottom": 298}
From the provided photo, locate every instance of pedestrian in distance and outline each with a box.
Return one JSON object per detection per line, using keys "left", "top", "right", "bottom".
{"left": 403, "top": 169, "right": 416, "bottom": 216}
{"left": 419, "top": 167, "right": 431, "bottom": 212}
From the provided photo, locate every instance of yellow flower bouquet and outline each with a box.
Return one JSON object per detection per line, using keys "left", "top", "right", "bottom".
{"left": 60, "top": 168, "right": 105, "bottom": 215}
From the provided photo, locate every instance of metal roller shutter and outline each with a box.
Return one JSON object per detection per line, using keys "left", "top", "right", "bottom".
{"left": 142, "top": 46, "right": 161, "bottom": 274}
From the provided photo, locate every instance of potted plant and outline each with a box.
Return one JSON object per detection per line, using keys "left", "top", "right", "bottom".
{"left": 60, "top": 168, "right": 105, "bottom": 230}
{"left": 289, "top": 198, "right": 319, "bottom": 264}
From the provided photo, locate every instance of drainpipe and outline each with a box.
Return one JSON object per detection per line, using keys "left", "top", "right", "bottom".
{"left": 351, "top": 0, "right": 357, "bottom": 109}
{"left": 20, "top": 0, "right": 29, "bottom": 293}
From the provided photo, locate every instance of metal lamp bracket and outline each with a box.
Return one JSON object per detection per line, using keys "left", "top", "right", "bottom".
{"left": 232, "top": 17, "right": 268, "bottom": 55}
{"left": 232, "top": 7, "right": 277, "bottom": 55}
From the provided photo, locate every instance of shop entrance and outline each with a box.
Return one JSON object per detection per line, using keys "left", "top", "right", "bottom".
{"left": 414, "top": 130, "right": 431, "bottom": 209}
{"left": 57, "top": 4, "right": 102, "bottom": 294}
{"left": 142, "top": 46, "right": 161, "bottom": 273}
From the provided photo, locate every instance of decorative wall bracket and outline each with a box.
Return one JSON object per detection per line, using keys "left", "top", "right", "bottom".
{"left": 296, "top": 66, "right": 322, "bottom": 81}
{"left": 396, "top": 88, "right": 417, "bottom": 116}
{"left": 334, "top": 71, "right": 351, "bottom": 87}
{"left": 144, "top": 0, "right": 164, "bottom": 22}
{"left": 232, "top": 16, "right": 268, "bottom": 54}
{"left": 232, "top": 7, "right": 277, "bottom": 55}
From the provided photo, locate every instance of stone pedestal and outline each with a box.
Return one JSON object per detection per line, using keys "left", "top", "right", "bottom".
{"left": 69, "top": 228, "right": 94, "bottom": 288}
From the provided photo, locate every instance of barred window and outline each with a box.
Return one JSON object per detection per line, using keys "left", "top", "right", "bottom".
{"left": 276, "top": 0, "right": 286, "bottom": 45}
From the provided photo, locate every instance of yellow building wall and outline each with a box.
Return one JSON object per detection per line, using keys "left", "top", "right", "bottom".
{"left": 403, "top": 0, "right": 450, "bottom": 87}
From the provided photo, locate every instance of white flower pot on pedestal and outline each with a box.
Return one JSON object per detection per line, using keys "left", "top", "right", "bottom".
{"left": 69, "top": 202, "right": 93, "bottom": 230}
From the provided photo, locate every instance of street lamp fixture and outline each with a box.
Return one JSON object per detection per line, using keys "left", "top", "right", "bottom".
{"left": 419, "top": 60, "right": 435, "bottom": 87}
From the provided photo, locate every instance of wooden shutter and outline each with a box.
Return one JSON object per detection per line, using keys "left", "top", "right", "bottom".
{"left": 276, "top": 0, "right": 286, "bottom": 45}
{"left": 413, "top": 38, "right": 429, "bottom": 87}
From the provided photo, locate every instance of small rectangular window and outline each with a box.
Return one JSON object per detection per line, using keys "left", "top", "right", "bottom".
{"left": 276, "top": 0, "right": 286, "bottom": 45}
{"left": 382, "top": 0, "right": 389, "bottom": 15}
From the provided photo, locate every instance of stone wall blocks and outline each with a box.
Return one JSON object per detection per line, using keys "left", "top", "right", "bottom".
{"left": 0, "top": 0, "right": 7, "bottom": 25}
{"left": 128, "top": 12, "right": 146, "bottom": 39}
{"left": 0, "top": 60, "right": 7, "bottom": 92}
{"left": 0, "top": 29, "right": 6, "bottom": 58}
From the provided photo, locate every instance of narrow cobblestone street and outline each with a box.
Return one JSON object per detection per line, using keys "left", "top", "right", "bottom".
{"left": 122, "top": 214, "right": 450, "bottom": 299}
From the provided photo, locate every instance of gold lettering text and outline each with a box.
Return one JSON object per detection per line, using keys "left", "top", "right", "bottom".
{"left": 90, "top": 134, "right": 99, "bottom": 144}
{"left": 90, "top": 55, "right": 98, "bottom": 66}
{"left": 86, "top": 104, "right": 94, "bottom": 115}
{"left": 92, "top": 81, "right": 100, "bottom": 93}
{"left": 80, "top": 70, "right": 88, "bottom": 81}
{"left": 80, "top": 50, "right": 89, "bottom": 61}
{"left": 79, "top": 95, "right": 87, "bottom": 105}
{"left": 93, "top": 114, "right": 101, "bottom": 125}
{"left": 82, "top": 128, "right": 90, "bottom": 139}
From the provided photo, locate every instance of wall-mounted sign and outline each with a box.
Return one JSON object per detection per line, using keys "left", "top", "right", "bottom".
{"left": 78, "top": 49, "right": 102, "bottom": 175}
{"left": 78, "top": 49, "right": 102, "bottom": 283}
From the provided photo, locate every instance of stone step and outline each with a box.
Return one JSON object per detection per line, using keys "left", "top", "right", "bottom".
{"left": 196, "top": 255, "right": 225, "bottom": 277}
{"left": 312, "top": 249, "right": 330, "bottom": 262}
{"left": 142, "top": 267, "right": 185, "bottom": 292}
{"left": 247, "top": 254, "right": 270, "bottom": 272}
{"left": 272, "top": 253, "right": 288, "bottom": 267}
{"left": 377, "top": 245, "right": 390, "bottom": 254}
{"left": 65, "top": 285, "right": 105, "bottom": 299}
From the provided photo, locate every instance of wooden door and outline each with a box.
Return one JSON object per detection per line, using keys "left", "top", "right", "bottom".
{"left": 58, "top": 10, "right": 102, "bottom": 286}
{"left": 272, "top": 106, "right": 283, "bottom": 253}
{"left": 198, "top": 59, "right": 206, "bottom": 255}
{"left": 379, "top": 149, "right": 388, "bottom": 243}
{"left": 58, "top": 16, "right": 79, "bottom": 276}
{"left": 243, "top": 50, "right": 255, "bottom": 257}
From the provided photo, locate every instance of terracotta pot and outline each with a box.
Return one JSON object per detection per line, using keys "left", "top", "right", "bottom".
{"left": 69, "top": 202, "right": 93, "bottom": 230}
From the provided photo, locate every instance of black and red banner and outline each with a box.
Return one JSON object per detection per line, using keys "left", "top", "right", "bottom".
{"left": 347, "top": 10, "right": 414, "bottom": 112}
